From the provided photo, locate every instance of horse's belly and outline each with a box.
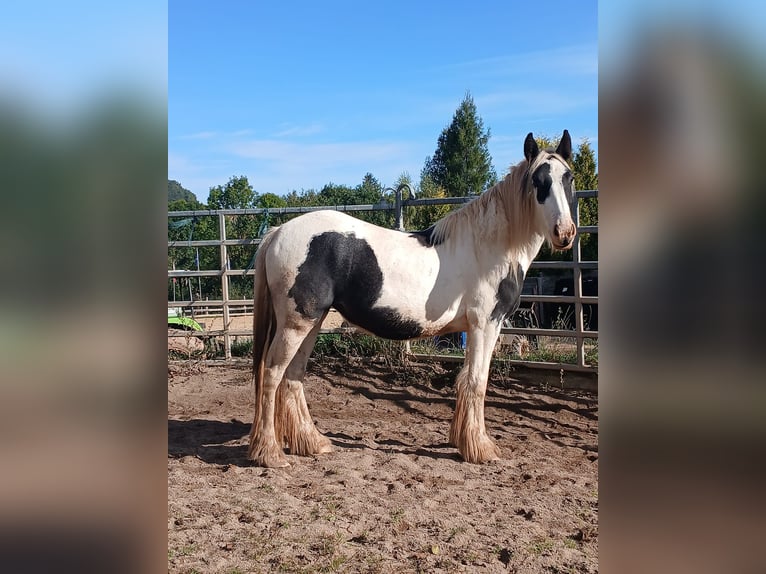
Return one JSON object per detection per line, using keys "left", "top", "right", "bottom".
{"left": 334, "top": 301, "right": 425, "bottom": 341}
{"left": 335, "top": 302, "right": 463, "bottom": 341}
{"left": 366, "top": 288, "right": 465, "bottom": 339}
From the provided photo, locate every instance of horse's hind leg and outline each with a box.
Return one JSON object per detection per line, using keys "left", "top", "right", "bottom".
{"left": 275, "top": 315, "right": 333, "bottom": 457}
{"left": 249, "top": 323, "right": 314, "bottom": 468}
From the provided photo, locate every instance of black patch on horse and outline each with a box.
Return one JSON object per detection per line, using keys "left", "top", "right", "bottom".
{"left": 531, "top": 163, "right": 552, "bottom": 204}
{"left": 563, "top": 169, "right": 573, "bottom": 199}
{"left": 490, "top": 263, "right": 525, "bottom": 323}
{"left": 288, "top": 231, "right": 424, "bottom": 340}
{"left": 410, "top": 225, "right": 442, "bottom": 247}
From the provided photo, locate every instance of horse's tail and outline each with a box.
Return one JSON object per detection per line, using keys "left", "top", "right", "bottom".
{"left": 248, "top": 227, "right": 279, "bottom": 454}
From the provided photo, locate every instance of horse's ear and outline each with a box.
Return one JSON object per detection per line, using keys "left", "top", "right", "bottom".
{"left": 556, "top": 130, "right": 572, "bottom": 162}
{"left": 524, "top": 132, "right": 539, "bottom": 163}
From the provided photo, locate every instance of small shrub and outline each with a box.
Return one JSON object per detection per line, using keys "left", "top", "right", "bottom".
{"left": 313, "top": 332, "right": 403, "bottom": 364}
{"left": 231, "top": 337, "right": 253, "bottom": 357}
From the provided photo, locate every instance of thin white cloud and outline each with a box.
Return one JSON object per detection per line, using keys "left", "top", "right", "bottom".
{"left": 167, "top": 138, "right": 423, "bottom": 196}
{"left": 231, "top": 128, "right": 254, "bottom": 137}
{"left": 168, "top": 152, "right": 237, "bottom": 199}
{"left": 168, "top": 152, "right": 195, "bottom": 173}
{"left": 229, "top": 139, "right": 409, "bottom": 164}
{"left": 178, "top": 128, "right": 260, "bottom": 140}
{"left": 439, "top": 44, "right": 598, "bottom": 78}
{"left": 230, "top": 138, "right": 419, "bottom": 193}
{"left": 273, "top": 122, "right": 324, "bottom": 138}
{"left": 475, "top": 90, "right": 597, "bottom": 119}
{"left": 178, "top": 130, "right": 219, "bottom": 140}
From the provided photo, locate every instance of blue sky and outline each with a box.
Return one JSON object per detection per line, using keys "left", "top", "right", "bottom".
{"left": 170, "top": 1, "right": 597, "bottom": 202}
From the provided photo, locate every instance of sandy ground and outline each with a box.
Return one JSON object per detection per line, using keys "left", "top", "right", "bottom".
{"left": 168, "top": 359, "right": 598, "bottom": 573}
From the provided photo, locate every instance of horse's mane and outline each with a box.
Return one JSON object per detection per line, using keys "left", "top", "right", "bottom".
{"left": 420, "top": 151, "right": 559, "bottom": 248}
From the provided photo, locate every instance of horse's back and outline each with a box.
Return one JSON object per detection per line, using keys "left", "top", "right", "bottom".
{"left": 268, "top": 210, "right": 403, "bottom": 265}
{"left": 277, "top": 209, "right": 381, "bottom": 238}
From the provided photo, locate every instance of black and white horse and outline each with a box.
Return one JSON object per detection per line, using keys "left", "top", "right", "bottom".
{"left": 249, "top": 131, "right": 576, "bottom": 467}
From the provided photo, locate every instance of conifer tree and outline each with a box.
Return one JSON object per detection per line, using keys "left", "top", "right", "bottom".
{"left": 422, "top": 93, "right": 497, "bottom": 197}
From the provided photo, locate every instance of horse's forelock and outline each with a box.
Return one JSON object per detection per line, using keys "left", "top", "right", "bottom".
{"left": 518, "top": 150, "right": 570, "bottom": 200}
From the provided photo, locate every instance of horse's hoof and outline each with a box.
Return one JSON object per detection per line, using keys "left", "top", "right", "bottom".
{"left": 262, "top": 457, "right": 290, "bottom": 469}
{"left": 285, "top": 432, "right": 334, "bottom": 457}
{"left": 316, "top": 441, "right": 334, "bottom": 455}
{"left": 458, "top": 435, "right": 501, "bottom": 464}
{"left": 248, "top": 442, "right": 290, "bottom": 468}
{"left": 253, "top": 451, "right": 290, "bottom": 468}
{"left": 464, "top": 453, "right": 501, "bottom": 464}
{"left": 314, "top": 434, "right": 334, "bottom": 454}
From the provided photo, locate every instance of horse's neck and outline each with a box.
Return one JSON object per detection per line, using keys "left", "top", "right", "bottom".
{"left": 492, "top": 234, "right": 545, "bottom": 277}
{"left": 519, "top": 235, "right": 546, "bottom": 278}
{"left": 468, "top": 197, "right": 545, "bottom": 276}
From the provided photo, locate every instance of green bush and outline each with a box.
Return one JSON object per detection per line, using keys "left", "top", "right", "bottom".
{"left": 231, "top": 337, "right": 253, "bottom": 357}
{"left": 312, "top": 333, "right": 402, "bottom": 362}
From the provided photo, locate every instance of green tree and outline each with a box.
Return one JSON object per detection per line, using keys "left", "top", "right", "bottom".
{"left": 257, "top": 192, "right": 287, "bottom": 209}
{"left": 423, "top": 92, "right": 497, "bottom": 197}
{"left": 355, "top": 173, "right": 384, "bottom": 203}
{"left": 168, "top": 197, "right": 220, "bottom": 300}
{"left": 168, "top": 179, "right": 196, "bottom": 203}
{"left": 571, "top": 139, "right": 598, "bottom": 261}
{"left": 317, "top": 182, "right": 356, "bottom": 206}
{"left": 283, "top": 188, "right": 320, "bottom": 207}
{"left": 168, "top": 197, "right": 204, "bottom": 212}
{"left": 572, "top": 139, "right": 598, "bottom": 194}
{"left": 207, "top": 175, "right": 257, "bottom": 209}
{"left": 309, "top": 176, "right": 393, "bottom": 226}
{"left": 354, "top": 173, "right": 391, "bottom": 227}
{"left": 533, "top": 134, "right": 558, "bottom": 153}
{"left": 207, "top": 176, "right": 260, "bottom": 292}
{"left": 408, "top": 174, "right": 452, "bottom": 231}
{"left": 257, "top": 193, "right": 288, "bottom": 228}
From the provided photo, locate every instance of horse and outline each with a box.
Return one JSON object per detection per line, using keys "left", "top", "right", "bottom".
{"left": 248, "top": 130, "right": 576, "bottom": 467}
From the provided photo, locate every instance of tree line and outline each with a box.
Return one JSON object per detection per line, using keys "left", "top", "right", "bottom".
{"left": 169, "top": 93, "right": 597, "bottom": 301}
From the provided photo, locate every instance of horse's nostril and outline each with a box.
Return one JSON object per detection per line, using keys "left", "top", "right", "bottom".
{"left": 553, "top": 226, "right": 560, "bottom": 238}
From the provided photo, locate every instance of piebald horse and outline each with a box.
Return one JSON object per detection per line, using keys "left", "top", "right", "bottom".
{"left": 249, "top": 131, "right": 576, "bottom": 467}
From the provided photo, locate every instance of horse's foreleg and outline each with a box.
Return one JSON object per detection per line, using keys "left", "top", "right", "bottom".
{"left": 275, "top": 316, "right": 333, "bottom": 457}
{"left": 449, "top": 324, "right": 502, "bottom": 463}
{"left": 248, "top": 326, "right": 310, "bottom": 468}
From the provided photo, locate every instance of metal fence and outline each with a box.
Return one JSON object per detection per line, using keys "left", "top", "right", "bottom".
{"left": 168, "top": 186, "right": 598, "bottom": 372}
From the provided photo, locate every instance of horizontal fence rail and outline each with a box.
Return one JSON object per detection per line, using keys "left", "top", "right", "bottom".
{"left": 169, "top": 188, "right": 598, "bottom": 372}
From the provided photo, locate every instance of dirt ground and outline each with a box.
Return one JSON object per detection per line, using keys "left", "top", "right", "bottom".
{"left": 168, "top": 359, "right": 598, "bottom": 573}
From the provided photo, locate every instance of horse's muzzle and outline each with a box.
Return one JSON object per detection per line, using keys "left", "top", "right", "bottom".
{"left": 553, "top": 222, "right": 576, "bottom": 250}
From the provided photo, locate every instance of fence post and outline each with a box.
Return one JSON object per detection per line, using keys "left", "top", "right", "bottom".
{"left": 394, "top": 185, "right": 404, "bottom": 231}
{"left": 572, "top": 198, "right": 585, "bottom": 368}
{"left": 219, "top": 212, "right": 232, "bottom": 360}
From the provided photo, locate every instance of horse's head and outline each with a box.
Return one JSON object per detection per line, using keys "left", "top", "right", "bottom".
{"left": 524, "top": 130, "right": 577, "bottom": 251}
